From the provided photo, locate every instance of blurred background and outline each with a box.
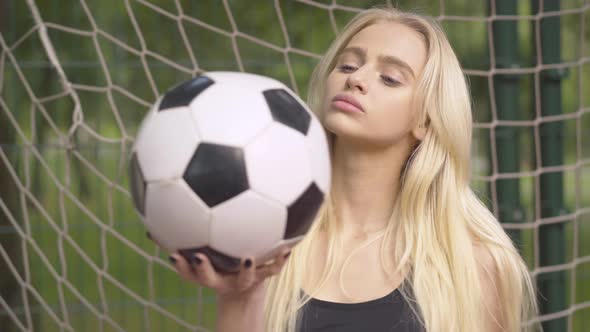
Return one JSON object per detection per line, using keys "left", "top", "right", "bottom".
{"left": 0, "top": 0, "right": 588, "bottom": 331}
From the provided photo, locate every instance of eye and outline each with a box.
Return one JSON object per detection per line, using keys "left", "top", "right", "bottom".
{"left": 381, "top": 75, "right": 401, "bottom": 87}
{"left": 337, "top": 64, "right": 357, "bottom": 73}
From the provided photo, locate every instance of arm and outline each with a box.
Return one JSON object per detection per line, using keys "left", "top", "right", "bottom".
{"left": 168, "top": 249, "right": 290, "bottom": 332}
{"left": 216, "top": 282, "right": 267, "bottom": 332}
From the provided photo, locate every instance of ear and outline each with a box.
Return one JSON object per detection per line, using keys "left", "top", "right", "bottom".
{"left": 411, "top": 122, "right": 427, "bottom": 141}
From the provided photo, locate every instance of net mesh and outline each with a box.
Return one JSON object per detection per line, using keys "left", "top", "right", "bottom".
{"left": 0, "top": 0, "right": 589, "bottom": 331}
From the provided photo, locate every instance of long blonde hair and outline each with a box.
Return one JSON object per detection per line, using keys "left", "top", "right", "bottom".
{"left": 264, "top": 7, "right": 538, "bottom": 332}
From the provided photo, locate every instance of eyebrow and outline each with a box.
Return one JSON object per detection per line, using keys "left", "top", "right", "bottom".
{"left": 338, "top": 46, "right": 415, "bottom": 79}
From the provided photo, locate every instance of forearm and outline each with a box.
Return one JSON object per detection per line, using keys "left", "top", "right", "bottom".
{"left": 215, "top": 283, "right": 267, "bottom": 332}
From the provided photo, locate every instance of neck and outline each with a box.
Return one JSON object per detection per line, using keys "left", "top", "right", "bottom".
{"left": 330, "top": 135, "right": 415, "bottom": 237}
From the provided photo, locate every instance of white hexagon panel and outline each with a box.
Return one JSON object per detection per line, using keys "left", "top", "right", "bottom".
{"left": 209, "top": 190, "right": 287, "bottom": 259}
{"left": 206, "top": 71, "right": 286, "bottom": 92}
{"left": 245, "top": 122, "right": 312, "bottom": 206}
{"left": 144, "top": 179, "right": 211, "bottom": 251}
{"left": 189, "top": 77, "right": 274, "bottom": 148}
{"left": 133, "top": 107, "right": 201, "bottom": 182}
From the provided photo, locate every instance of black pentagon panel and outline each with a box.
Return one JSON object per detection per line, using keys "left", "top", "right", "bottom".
{"left": 178, "top": 246, "right": 242, "bottom": 273}
{"left": 183, "top": 143, "right": 249, "bottom": 208}
{"left": 129, "top": 152, "right": 147, "bottom": 216}
{"left": 284, "top": 183, "right": 324, "bottom": 239}
{"left": 263, "top": 89, "right": 311, "bottom": 135}
{"left": 159, "top": 75, "right": 214, "bottom": 111}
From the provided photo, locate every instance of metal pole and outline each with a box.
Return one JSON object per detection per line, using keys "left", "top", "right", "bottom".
{"left": 491, "top": 0, "right": 526, "bottom": 249}
{"left": 531, "top": 0, "right": 568, "bottom": 331}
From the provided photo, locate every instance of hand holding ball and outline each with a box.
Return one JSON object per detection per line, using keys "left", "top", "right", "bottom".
{"left": 129, "top": 72, "right": 331, "bottom": 273}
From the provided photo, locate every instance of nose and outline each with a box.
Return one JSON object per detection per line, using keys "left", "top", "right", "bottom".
{"left": 345, "top": 70, "right": 368, "bottom": 94}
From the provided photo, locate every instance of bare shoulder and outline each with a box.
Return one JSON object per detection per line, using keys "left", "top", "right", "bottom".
{"left": 473, "top": 243, "right": 499, "bottom": 294}
{"left": 473, "top": 243, "right": 505, "bottom": 331}
{"left": 473, "top": 243, "right": 497, "bottom": 276}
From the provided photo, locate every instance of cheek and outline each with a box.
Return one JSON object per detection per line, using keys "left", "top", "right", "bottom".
{"left": 368, "top": 93, "right": 416, "bottom": 138}
{"left": 325, "top": 73, "right": 339, "bottom": 94}
{"left": 323, "top": 75, "right": 339, "bottom": 105}
{"left": 379, "top": 90, "right": 414, "bottom": 120}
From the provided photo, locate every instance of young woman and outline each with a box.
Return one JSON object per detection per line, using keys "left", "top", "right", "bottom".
{"left": 169, "top": 7, "right": 538, "bottom": 332}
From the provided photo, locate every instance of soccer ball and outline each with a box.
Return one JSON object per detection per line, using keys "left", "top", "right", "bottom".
{"left": 129, "top": 72, "right": 331, "bottom": 272}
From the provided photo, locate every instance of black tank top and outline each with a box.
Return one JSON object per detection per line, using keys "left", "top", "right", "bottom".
{"left": 297, "top": 288, "right": 423, "bottom": 332}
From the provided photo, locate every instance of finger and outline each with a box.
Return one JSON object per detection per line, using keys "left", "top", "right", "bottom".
{"left": 256, "top": 248, "right": 291, "bottom": 280}
{"left": 191, "top": 253, "right": 221, "bottom": 289}
{"left": 236, "top": 257, "right": 256, "bottom": 292}
{"left": 269, "top": 248, "right": 291, "bottom": 274}
{"left": 169, "top": 253, "right": 199, "bottom": 283}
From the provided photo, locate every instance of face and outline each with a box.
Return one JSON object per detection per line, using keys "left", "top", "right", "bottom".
{"left": 322, "top": 21, "right": 428, "bottom": 148}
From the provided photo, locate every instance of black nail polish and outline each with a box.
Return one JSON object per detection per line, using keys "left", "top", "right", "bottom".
{"left": 244, "top": 259, "right": 252, "bottom": 268}
{"left": 194, "top": 255, "right": 203, "bottom": 265}
{"left": 146, "top": 232, "right": 152, "bottom": 240}
{"left": 168, "top": 256, "right": 177, "bottom": 264}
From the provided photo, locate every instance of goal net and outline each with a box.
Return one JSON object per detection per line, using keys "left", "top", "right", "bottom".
{"left": 0, "top": 0, "right": 588, "bottom": 331}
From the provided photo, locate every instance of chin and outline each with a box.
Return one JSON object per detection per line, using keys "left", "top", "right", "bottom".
{"left": 322, "top": 111, "right": 360, "bottom": 137}
{"left": 325, "top": 118, "right": 405, "bottom": 149}
{"left": 323, "top": 118, "right": 371, "bottom": 146}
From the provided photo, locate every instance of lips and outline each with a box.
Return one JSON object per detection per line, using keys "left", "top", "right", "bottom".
{"left": 331, "top": 94, "right": 364, "bottom": 113}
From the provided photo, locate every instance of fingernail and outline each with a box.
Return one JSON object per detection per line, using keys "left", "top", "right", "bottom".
{"left": 168, "top": 255, "right": 177, "bottom": 264}
{"left": 244, "top": 259, "right": 252, "bottom": 268}
{"left": 194, "top": 255, "right": 203, "bottom": 265}
{"left": 284, "top": 252, "right": 291, "bottom": 259}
